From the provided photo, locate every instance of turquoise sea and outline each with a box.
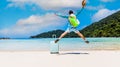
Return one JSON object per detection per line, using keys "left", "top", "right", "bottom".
{"left": 0, "top": 38, "right": 120, "bottom": 51}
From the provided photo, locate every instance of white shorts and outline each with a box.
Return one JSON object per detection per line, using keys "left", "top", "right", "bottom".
{"left": 65, "top": 27, "right": 79, "bottom": 33}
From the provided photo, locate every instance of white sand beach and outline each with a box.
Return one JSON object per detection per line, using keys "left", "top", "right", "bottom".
{"left": 0, "top": 51, "right": 120, "bottom": 67}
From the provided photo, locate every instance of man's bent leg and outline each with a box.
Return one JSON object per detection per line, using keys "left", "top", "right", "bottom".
{"left": 76, "top": 31, "right": 85, "bottom": 40}
{"left": 55, "top": 32, "right": 68, "bottom": 43}
{"left": 75, "top": 31, "right": 89, "bottom": 43}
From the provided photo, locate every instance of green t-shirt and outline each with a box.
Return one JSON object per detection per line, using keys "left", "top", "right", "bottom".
{"left": 68, "top": 14, "right": 80, "bottom": 27}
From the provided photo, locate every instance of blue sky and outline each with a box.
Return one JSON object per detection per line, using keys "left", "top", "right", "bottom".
{"left": 0, "top": 0, "right": 120, "bottom": 38}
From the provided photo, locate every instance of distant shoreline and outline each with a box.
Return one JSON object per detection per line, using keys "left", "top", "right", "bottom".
{"left": 0, "top": 38, "right": 10, "bottom": 40}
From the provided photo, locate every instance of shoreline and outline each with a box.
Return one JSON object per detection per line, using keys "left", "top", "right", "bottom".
{"left": 0, "top": 49, "right": 120, "bottom": 52}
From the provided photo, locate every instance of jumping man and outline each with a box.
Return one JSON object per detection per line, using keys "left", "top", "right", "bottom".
{"left": 54, "top": 0, "right": 89, "bottom": 44}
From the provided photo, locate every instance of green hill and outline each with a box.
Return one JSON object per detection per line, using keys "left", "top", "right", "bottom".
{"left": 30, "top": 10, "right": 120, "bottom": 38}
{"left": 31, "top": 30, "right": 64, "bottom": 38}
{"left": 30, "top": 30, "right": 80, "bottom": 38}
{"left": 80, "top": 11, "right": 120, "bottom": 37}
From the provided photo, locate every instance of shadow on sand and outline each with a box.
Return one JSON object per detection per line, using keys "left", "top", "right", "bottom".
{"left": 59, "top": 52, "right": 89, "bottom": 55}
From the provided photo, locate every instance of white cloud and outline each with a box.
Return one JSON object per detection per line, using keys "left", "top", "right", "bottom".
{"left": 86, "top": 5, "right": 105, "bottom": 10}
{"left": 0, "top": 13, "right": 66, "bottom": 38}
{"left": 7, "top": 0, "right": 84, "bottom": 10}
{"left": 92, "top": 8, "right": 120, "bottom": 22}
{"left": 100, "top": 0, "right": 115, "bottom": 2}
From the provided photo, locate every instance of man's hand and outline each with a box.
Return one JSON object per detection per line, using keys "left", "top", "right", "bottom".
{"left": 82, "top": 0, "right": 86, "bottom": 8}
